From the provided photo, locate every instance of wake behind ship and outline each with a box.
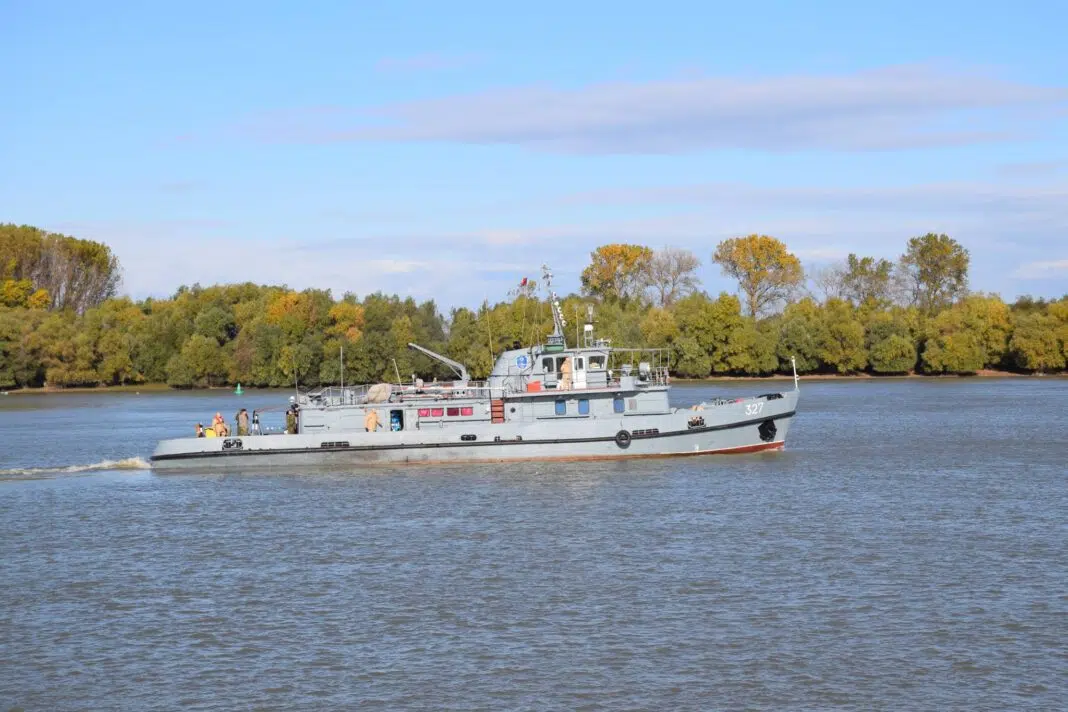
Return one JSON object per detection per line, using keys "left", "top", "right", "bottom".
{"left": 151, "top": 267, "right": 799, "bottom": 470}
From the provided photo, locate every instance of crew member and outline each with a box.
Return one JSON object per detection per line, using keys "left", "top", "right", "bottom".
{"left": 213, "top": 412, "right": 229, "bottom": 437}
{"left": 237, "top": 408, "right": 249, "bottom": 436}
{"left": 559, "top": 356, "right": 573, "bottom": 390}
{"left": 364, "top": 408, "right": 380, "bottom": 432}
{"left": 285, "top": 407, "right": 297, "bottom": 435}
{"left": 195, "top": 423, "right": 205, "bottom": 438}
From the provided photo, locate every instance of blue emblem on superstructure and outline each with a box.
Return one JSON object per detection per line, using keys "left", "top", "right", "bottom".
{"left": 516, "top": 355, "right": 529, "bottom": 369}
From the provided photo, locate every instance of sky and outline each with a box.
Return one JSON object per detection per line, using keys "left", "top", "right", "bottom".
{"left": 2, "top": 0, "right": 1067, "bottom": 309}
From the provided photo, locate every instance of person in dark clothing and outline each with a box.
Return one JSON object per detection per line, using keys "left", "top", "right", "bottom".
{"left": 285, "top": 407, "right": 297, "bottom": 435}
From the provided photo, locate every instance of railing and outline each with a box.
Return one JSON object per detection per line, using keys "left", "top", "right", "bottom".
{"left": 298, "top": 385, "right": 371, "bottom": 408}
{"left": 298, "top": 365, "right": 672, "bottom": 409}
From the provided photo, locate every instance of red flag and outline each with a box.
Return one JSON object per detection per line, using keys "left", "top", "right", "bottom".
{"left": 520, "top": 277, "right": 528, "bottom": 286}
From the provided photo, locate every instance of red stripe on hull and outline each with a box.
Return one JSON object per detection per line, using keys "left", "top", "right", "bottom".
{"left": 370, "top": 440, "right": 787, "bottom": 466}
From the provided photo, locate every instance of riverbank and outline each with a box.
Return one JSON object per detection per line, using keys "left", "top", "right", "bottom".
{"left": 4, "top": 369, "right": 1064, "bottom": 395}
{"left": 2, "top": 383, "right": 236, "bottom": 395}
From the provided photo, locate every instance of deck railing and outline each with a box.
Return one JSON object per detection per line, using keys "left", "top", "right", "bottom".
{"left": 299, "top": 368, "right": 670, "bottom": 408}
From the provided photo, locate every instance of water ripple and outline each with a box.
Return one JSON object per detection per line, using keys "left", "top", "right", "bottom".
{"left": 1, "top": 381, "right": 1066, "bottom": 710}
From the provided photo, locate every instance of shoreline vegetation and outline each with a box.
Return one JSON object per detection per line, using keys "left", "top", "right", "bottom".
{"left": 4, "top": 369, "right": 1065, "bottom": 395}
{"left": 2, "top": 223, "right": 1066, "bottom": 392}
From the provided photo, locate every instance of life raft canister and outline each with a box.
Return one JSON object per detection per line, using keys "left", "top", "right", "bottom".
{"left": 615, "top": 430, "right": 632, "bottom": 449}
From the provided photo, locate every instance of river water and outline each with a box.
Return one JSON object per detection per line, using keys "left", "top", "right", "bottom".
{"left": 1, "top": 380, "right": 1065, "bottom": 711}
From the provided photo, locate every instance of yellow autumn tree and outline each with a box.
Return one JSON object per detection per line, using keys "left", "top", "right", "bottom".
{"left": 580, "top": 244, "right": 654, "bottom": 305}
{"left": 328, "top": 301, "right": 365, "bottom": 342}
{"left": 712, "top": 234, "right": 804, "bottom": 317}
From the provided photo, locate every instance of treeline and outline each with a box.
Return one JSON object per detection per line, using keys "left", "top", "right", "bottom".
{"left": 0, "top": 227, "right": 1065, "bottom": 390}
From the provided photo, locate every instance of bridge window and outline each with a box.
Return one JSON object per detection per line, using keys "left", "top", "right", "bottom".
{"left": 589, "top": 355, "right": 606, "bottom": 369}
{"left": 575, "top": 357, "right": 584, "bottom": 370}
{"left": 555, "top": 400, "right": 566, "bottom": 415}
{"left": 578, "top": 399, "right": 589, "bottom": 415}
{"left": 613, "top": 397, "right": 624, "bottom": 413}
{"left": 542, "top": 357, "right": 555, "bottom": 372}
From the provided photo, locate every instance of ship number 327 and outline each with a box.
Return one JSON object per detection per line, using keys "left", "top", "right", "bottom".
{"left": 745, "top": 402, "right": 765, "bottom": 416}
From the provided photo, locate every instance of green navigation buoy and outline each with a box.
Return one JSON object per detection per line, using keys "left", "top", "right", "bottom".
{"left": 235, "top": 383, "right": 243, "bottom": 395}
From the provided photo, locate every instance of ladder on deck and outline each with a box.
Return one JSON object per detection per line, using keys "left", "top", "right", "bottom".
{"left": 490, "top": 399, "right": 505, "bottom": 424}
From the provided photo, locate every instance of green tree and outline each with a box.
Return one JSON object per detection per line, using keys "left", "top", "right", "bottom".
{"left": 640, "top": 307, "right": 679, "bottom": 349}
{"left": 193, "top": 305, "right": 236, "bottom": 345}
{"left": 712, "top": 234, "right": 804, "bottom": 317}
{"left": 899, "top": 233, "right": 970, "bottom": 314}
{"left": 841, "top": 254, "right": 895, "bottom": 307}
{"left": 865, "top": 309, "right": 919, "bottom": 373}
{"left": 167, "top": 334, "right": 228, "bottom": 387}
{"left": 726, "top": 317, "right": 778, "bottom": 375}
{"left": 818, "top": 298, "right": 867, "bottom": 373}
{"left": 921, "top": 296, "right": 1010, "bottom": 374}
{"left": 775, "top": 298, "right": 826, "bottom": 372}
{"left": 1009, "top": 312, "right": 1066, "bottom": 372}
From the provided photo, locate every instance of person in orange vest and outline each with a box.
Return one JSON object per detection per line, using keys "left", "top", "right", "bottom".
{"left": 364, "top": 409, "right": 380, "bottom": 432}
{"left": 212, "top": 412, "right": 229, "bottom": 437}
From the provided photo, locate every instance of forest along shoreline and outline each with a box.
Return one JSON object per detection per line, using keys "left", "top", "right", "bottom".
{"left": 5, "top": 370, "right": 1064, "bottom": 396}
{"left": 2, "top": 223, "right": 1067, "bottom": 393}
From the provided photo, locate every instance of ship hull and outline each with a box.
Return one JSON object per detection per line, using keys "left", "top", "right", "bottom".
{"left": 150, "top": 392, "right": 798, "bottom": 471}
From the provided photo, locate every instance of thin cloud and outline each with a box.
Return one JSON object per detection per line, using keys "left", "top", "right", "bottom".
{"left": 996, "top": 160, "right": 1068, "bottom": 179}
{"left": 1011, "top": 259, "right": 1068, "bottom": 279}
{"left": 562, "top": 181, "right": 1068, "bottom": 218}
{"left": 258, "top": 64, "right": 1068, "bottom": 153}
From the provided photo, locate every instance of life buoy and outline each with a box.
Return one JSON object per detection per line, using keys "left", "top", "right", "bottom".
{"left": 615, "top": 430, "right": 632, "bottom": 449}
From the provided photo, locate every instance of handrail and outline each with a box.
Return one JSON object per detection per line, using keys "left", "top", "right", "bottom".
{"left": 297, "top": 369, "right": 670, "bottom": 409}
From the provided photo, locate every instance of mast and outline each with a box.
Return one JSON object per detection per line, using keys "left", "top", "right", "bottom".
{"left": 542, "top": 264, "right": 566, "bottom": 352}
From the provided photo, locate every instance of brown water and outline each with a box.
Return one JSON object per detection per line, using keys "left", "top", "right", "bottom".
{"left": 1, "top": 380, "right": 1065, "bottom": 710}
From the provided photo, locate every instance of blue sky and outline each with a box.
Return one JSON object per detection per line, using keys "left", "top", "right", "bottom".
{"left": 3, "top": 0, "right": 1067, "bottom": 308}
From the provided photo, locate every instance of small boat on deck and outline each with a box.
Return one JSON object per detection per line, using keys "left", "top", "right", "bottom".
{"left": 150, "top": 267, "right": 799, "bottom": 470}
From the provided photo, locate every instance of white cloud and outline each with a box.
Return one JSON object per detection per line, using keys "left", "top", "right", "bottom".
{"left": 249, "top": 64, "right": 1068, "bottom": 153}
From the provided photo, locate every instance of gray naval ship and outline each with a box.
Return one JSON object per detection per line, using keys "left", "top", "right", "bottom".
{"left": 151, "top": 268, "right": 799, "bottom": 470}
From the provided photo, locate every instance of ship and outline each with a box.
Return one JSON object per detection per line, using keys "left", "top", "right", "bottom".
{"left": 150, "top": 267, "right": 799, "bottom": 470}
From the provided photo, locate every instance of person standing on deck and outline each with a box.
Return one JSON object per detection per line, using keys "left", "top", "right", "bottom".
{"left": 559, "top": 356, "right": 573, "bottom": 390}
{"left": 212, "top": 412, "right": 229, "bottom": 437}
{"left": 364, "top": 409, "right": 380, "bottom": 432}
{"left": 285, "top": 407, "right": 297, "bottom": 434}
{"left": 237, "top": 408, "right": 249, "bottom": 436}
